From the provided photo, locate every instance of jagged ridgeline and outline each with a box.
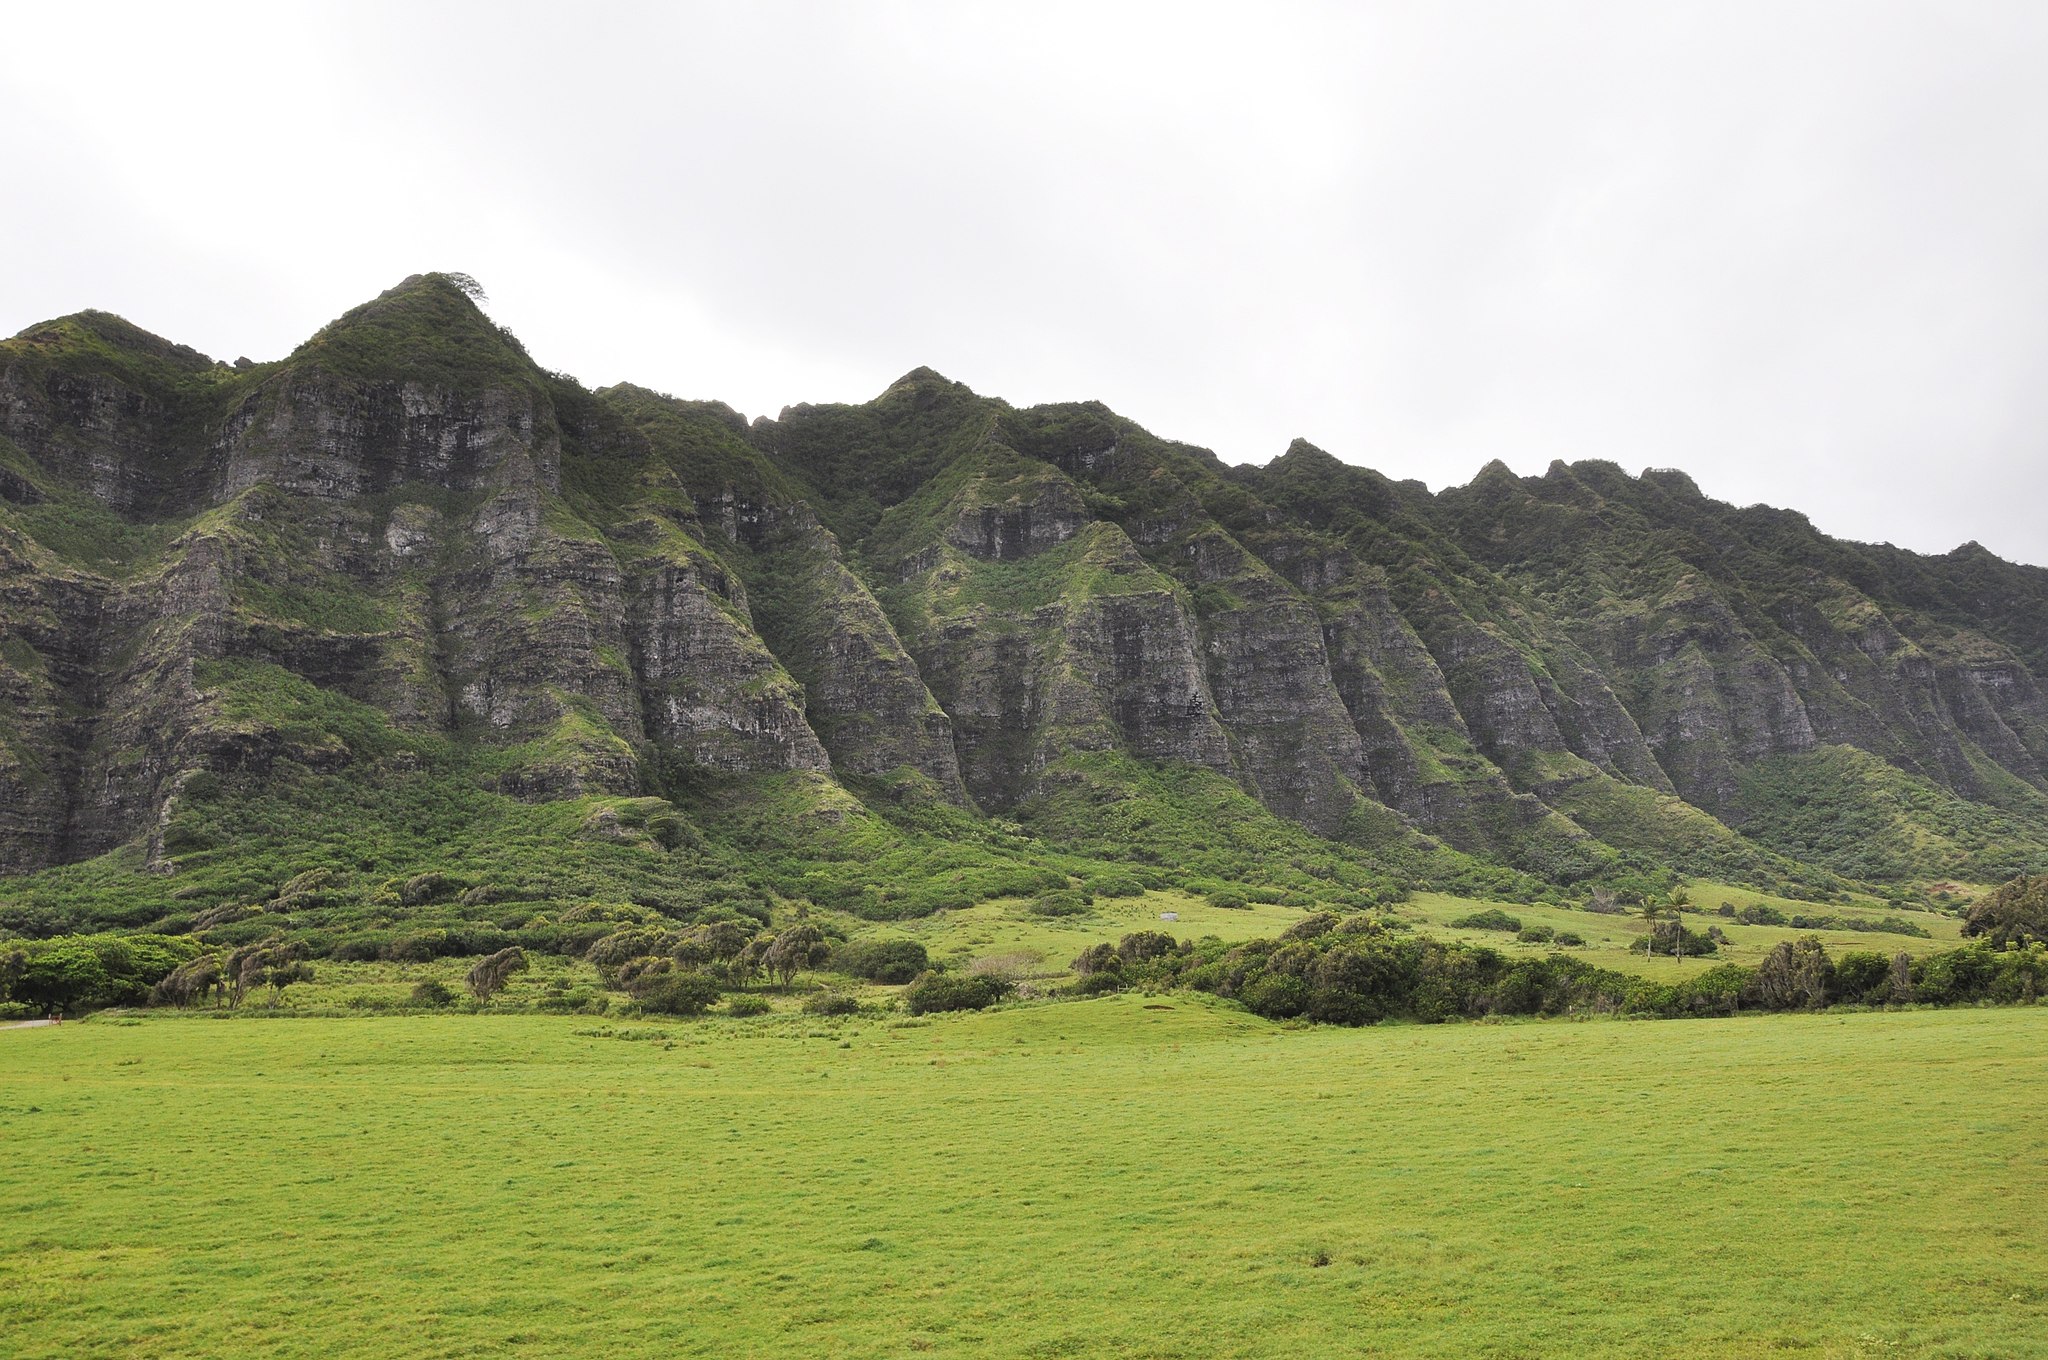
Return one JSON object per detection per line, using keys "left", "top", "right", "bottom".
{"left": 5, "top": 272, "right": 2048, "bottom": 938}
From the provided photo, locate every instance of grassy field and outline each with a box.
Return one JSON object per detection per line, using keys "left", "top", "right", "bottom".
{"left": 4, "top": 1001, "right": 2044, "bottom": 1358}
{"left": 832, "top": 884, "right": 1962, "bottom": 988}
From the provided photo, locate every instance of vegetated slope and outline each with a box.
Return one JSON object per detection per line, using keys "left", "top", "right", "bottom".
{"left": 3, "top": 273, "right": 2046, "bottom": 936}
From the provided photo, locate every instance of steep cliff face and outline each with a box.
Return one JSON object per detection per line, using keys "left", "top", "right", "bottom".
{"left": 5, "top": 273, "right": 2048, "bottom": 901}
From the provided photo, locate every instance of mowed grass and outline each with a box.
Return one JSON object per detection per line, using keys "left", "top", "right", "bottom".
{"left": 4, "top": 1003, "right": 2046, "bottom": 1358}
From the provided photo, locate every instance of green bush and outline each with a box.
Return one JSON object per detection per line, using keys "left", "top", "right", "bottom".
{"left": 726, "top": 994, "right": 773, "bottom": 1017}
{"left": 903, "top": 971, "right": 1009, "bottom": 1015}
{"left": 534, "top": 986, "right": 609, "bottom": 1014}
{"left": 408, "top": 979, "right": 457, "bottom": 1008}
{"left": 1517, "top": 926, "right": 1555, "bottom": 944}
{"left": 801, "top": 992, "right": 861, "bottom": 1016}
{"left": 634, "top": 971, "right": 721, "bottom": 1016}
{"left": 831, "top": 938, "right": 929, "bottom": 984}
{"left": 1451, "top": 909, "right": 1522, "bottom": 932}
{"left": 1963, "top": 875, "right": 2048, "bottom": 947}
{"left": 9, "top": 934, "right": 201, "bottom": 1014}
{"left": 1029, "top": 889, "right": 1091, "bottom": 917}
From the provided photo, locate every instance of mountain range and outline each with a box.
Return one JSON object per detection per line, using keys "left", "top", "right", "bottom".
{"left": 5, "top": 272, "right": 2046, "bottom": 937}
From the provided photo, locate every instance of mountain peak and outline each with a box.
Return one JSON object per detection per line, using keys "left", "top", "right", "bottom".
{"left": 1471, "top": 458, "right": 1521, "bottom": 488}
{"left": 7, "top": 308, "right": 215, "bottom": 374}
{"left": 1276, "top": 437, "right": 1341, "bottom": 467}
{"left": 288, "top": 272, "right": 535, "bottom": 388}
{"left": 880, "top": 366, "right": 976, "bottom": 400}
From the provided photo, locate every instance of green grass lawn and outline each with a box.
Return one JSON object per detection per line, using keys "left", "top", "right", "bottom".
{"left": 4, "top": 1001, "right": 2044, "bottom": 1358}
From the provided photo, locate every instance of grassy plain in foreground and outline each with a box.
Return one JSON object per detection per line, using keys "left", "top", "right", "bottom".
{"left": 4, "top": 1001, "right": 2046, "bottom": 1358}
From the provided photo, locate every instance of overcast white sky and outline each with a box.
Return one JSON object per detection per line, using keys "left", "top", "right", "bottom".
{"left": 5, "top": 2, "right": 2047, "bottom": 562}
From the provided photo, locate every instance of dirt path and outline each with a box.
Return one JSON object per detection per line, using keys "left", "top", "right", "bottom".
{"left": 1, "top": 1019, "right": 56, "bottom": 1030}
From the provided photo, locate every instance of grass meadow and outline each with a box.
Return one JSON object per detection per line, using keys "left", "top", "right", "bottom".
{"left": 3, "top": 999, "right": 2044, "bottom": 1358}
{"left": 835, "top": 882, "right": 1958, "bottom": 986}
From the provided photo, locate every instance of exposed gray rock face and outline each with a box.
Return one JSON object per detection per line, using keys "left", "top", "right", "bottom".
{"left": 945, "top": 473, "right": 1088, "bottom": 561}
{"left": 888, "top": 516, "right": 1236, "bottom": 812}
{"left": 720, "top": 499, "right": 966, "bottom": 797}
{"left": 216, "top": 375, "right": 561, "bottom": 505}
{"left": 624, "top": 540, "right": 827, "bottom": 775}
{"left": 1178, "top": 531, "right": 1371, "bottom": 834}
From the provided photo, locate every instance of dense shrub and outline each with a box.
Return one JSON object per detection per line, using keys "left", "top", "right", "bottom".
{"left": 903, "top": 971, "right": 1009, "bottom": 1015}
{"left": 635, "top": 971, "right": 722, "bottom": 1016}
{"left": 801, "top": 992, "right": 862, "bottom": 1016}
{"left": 1963, "top": 875, "right": 2048, "bottom": 948}
{"left": 409, "top": 979, "right": 457, "bottom": 1008}
{"left": 1029, "top": 889, "right": 1091, "bottom": 917}
{"left": 1069, "top": 971, "right": 1124, "bottom": 996}
{"left": 726, "top": 994, "right": 773, "bottom": 1017}
{"left": 1787, "top": 912, "right": 1929, "bottom": 938}
{"left": 1117, "top": 930, "right": 1182, "bottom": 964}
{"left": 1071, "top": 942, "right": 1122, "bottom": 976}
{"left": 536, "top": 989, "right": 609, "bottom": 1015}
{"left": 831, "top": 938, "right": 929, "bottom": 984}
{"left": 1451, "top": 909, "right": 1521, "bottom": 932}
{"left": 6, "top": 934, "right": 201, "bottom": 1014}
{"left": 1517, "top": 926, "right": 1555, "bottom": 944}
{"left": 1749, "top": 937, "right": 1832, "bottom": 1010}
{"left": 393, "top": 871, "right": 467, "bottom": 907}
{"left": 1130, "top": 914, "right": 2002, "bottom": 1028}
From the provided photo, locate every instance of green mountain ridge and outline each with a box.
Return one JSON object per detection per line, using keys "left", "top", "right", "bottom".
{"left": 4, "top": 272, "right": 2045, "bottom": 939}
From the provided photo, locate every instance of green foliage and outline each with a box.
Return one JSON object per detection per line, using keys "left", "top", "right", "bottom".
{"left": 902, "top": 970, "right": 1010, "bottom": 1015}
{"left": 288, "top": 274, "right": 541, "bottom": 392}
{"left": 1147, "top": 917, "right": 2033, "bottom": 1027}
{"left": 408, "top": 979, "right": 457, "bottom": 1009}
{"left": 1736, "top": 747, "right": 2048, "bottom": 882}
{"left": 1029, "top": 889, "right": 1091, "bottom": 917}
{"left": 466, "top": 947, "right": 528, "bottom": 1004}
{"left": 763, "top": 923, "right": 830, "bottom": 990}
{"left": 831, "top": 938, "right": 929, "bottom": 984}
{"left": 1450, "top": 909, "right": 1521, "bottom": 932}
{"left": 1965, "top": 874, "right": 2048, "bottom": 948}
{"left": 6, "top": 933, "right": 199, "bottom": 1014}
{"left": 634, "top": 970, "right": 722, "bottom": 1017}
